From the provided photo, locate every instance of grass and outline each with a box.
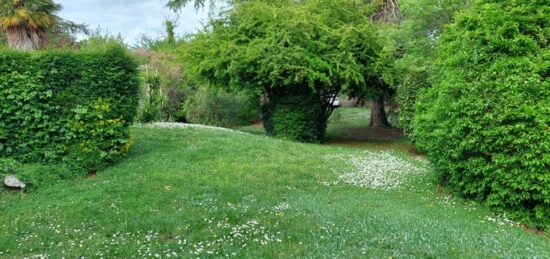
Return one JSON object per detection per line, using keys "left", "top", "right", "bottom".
{"left": 240, "top": 107, "right": 411, "bottom": 152}
{"left": 1, "top": 109, "right": 549, "bottom": 258}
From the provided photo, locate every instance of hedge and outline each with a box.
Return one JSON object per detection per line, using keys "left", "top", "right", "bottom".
{"left": 262, "top": 87, "right": 326, "bottom": 143}
{"left": 412, "top": 0, "right": 549, "bottom": 229}
{"left": 0, "top": 47, "right": 140, "bottom": 172}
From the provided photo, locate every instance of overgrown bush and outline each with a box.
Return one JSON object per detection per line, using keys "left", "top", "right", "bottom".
{"left": 133, "top": 49, "right": 187, "bottom": 123}
{"left": 412, "top": 0, "right": 550, "bottom": 229}
{"left": 0, "top": 47, "right": 140, "bottom": 173}
{"left": 183, "top": 88, "right": 260, "bottom": 128}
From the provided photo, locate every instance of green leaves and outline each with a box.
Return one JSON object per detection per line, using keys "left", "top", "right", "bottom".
{"left": 412, "top": 0, "right": 550, "bottom": 229}
{"left": 0, "top": 48, "right": 140, "bottom": 173}
{"left": 179, "top": 0, "right": 383, "bottom": 95}
{"left": 178, "top": 0, "right": 388, "bottom": 142}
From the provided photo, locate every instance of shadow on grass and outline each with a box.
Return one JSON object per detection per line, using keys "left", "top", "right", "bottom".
{"left": 238, "top": 116, "right": 421, "bottom": 155}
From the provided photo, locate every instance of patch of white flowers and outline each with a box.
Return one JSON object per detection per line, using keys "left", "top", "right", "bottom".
{"left": 137, "top": 122, "right": 245, "bottom": 134}
{"left": 484, "top": 215, "right": 521, "bottom": 228}
{"left": 325, "top": 151, "right": 430, "bottom": 190}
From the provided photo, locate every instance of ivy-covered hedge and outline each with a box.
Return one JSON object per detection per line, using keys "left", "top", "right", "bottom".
{"left": 412, "top": 0, "right": 549, "bottom": 229}
{"left": 0, "top": 47, "right": 140, "bottom": 172}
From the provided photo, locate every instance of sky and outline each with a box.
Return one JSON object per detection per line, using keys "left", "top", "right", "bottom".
{"left": 56, "top": 0, "right": 209, "bottom": 45}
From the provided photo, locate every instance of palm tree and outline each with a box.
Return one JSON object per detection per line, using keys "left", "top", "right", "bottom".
{"left": 0, "top": 0, "right": 61, "bottom": 50}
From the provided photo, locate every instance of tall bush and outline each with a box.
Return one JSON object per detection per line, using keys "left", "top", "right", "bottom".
{"left": 183, "top": 88, "right": 260, "bottom": 128}
{"left": 389, "top": 0, "right": 471, "bottom": 137}
{"left": 180, "top": 0, "right": 386, "bottom": 142}
{"left": 262, "top": 87, "right": 325, "bottom": 142}
{"left": 0, "top": 47, "right": 140, "bottom": 172}
{"left": 412, "top": 0, "right": 550, "bottom": 229}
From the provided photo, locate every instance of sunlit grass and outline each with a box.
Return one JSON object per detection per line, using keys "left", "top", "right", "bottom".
{"left": 0, "top": 123, "right": 548, "bottom": 258}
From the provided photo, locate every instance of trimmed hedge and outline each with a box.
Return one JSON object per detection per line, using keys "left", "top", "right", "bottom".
{"left": 0, "top": 47, "right": 140, "bottom": 172}
{"left": 412, "top": 0, "right": 549, "bottom": 229}
{"left": 263, "top": 87, "right": 326, "bottom": 143}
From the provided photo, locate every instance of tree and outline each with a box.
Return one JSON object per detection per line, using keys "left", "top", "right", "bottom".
{"left": 0, "top": 0, "right": 87, "bottom": 50}
{"left": 0, "top": 0, "right": 61, "bottom": 50}
{"left": 180, "top": 0, "right": 386, "bottom": 142}
{"left": 164, "top": 19, "right": 176, "bottom": 46}
{"left": 365, "top": 0, "right": 403, "bottom": 128}
{"left": 166, "top": 0, "right": 218, "bottom": 11}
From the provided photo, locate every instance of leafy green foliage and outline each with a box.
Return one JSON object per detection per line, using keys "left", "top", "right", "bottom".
{"left": 412, "top": 0, "right": 550, "bottom": 229}
{"left": 180, "top": 0, "right": 385, "bottom": 142}
{"left": 0, "top": 47, "right": 140, "bottom": 173}
{"left": 138, "top": 74, "right": 166, "bottom": 122}
{"left": 263, "top": 87, "right": 325, "bottom": 143}
{"left": 390, "top": 0, "right": 471, "bottom": 137}
{"left": 183, "top": 88, "right": 260, "bottom": 128}
{"left": 0, "top": 158, "right": 21, "bottom": 176}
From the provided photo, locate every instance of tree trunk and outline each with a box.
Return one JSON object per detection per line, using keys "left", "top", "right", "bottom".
{"left": 369, "top": 96, "right": 390, "bottom": 128}
{"left": 7, "top": 29, "right": 40, "bottom": 51}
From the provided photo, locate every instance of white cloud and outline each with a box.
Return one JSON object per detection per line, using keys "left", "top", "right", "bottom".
{"left": 56, "top": 0, "right": 209, "bottom": 44}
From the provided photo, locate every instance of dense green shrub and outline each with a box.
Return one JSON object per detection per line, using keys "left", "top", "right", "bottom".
{"left": 183, "top": 88, "right": 260, "bottom": 128}
{"left": 263, "top": 87, "right": 325, "bottom": 143}
{"left": 412, "top": 0, "right": 550, "bottom": 229}
{"left": 0, "top": 47, "right": 139, "bottom": 173}
{"left": 390, "top": 0, "right": 471, "bottom": 137}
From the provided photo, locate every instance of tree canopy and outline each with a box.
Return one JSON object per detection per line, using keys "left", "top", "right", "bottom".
{"left": 178, "top": 0, "right": 388, "bottom": 141}
{"left": 180, "top": 0, "right": 383, "bottom": 95}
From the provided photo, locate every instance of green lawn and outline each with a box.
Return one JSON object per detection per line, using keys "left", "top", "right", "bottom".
{"left": 241, "top": 107, "right": 411, "bottom": 152}
{"left": 1, "top": 120, "right": 548, "bottom": 258}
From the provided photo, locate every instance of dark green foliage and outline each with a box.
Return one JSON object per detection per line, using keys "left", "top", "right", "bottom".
{"left": 265, "top": 87, "right": 325, "bottom": 143}
{"left": 391, "top": 0, "right": 471, "bottom": 137}
{"left": 183, "top": 88, "right": 260, "bottom": 128}
{"left": 0, "top": 158, "right": 20, "bottom": 176}
{"left": 0, "top": 47, "right": 139, "bottom": 173}
{"left": 412, "top": 0, "right": 550, "bottom": 229}
{"left": 180, "top": 0, "right": 385, "bottom": 142}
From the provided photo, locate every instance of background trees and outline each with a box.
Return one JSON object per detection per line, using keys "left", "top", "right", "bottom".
{"left": 390, "top": 0, "right": 471, "bottom": 136}
{"left": 180, "top": 0, "right": 387, "bottom": 142}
